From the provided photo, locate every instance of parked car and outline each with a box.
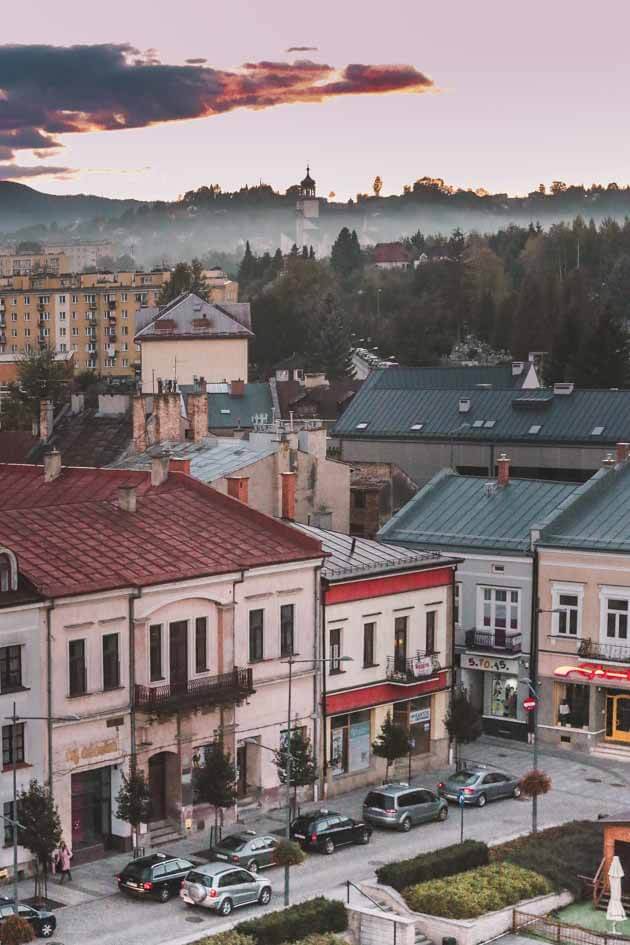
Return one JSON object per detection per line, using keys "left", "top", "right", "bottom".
{"left": 210, "top": 830, "right": 280, "bottom": 872}
{"left": 363, "top": 783, "right": 448, "bottom": 831}
{"left": 438, "top": 767, "right": 521, "bottom": 806}
{"left": 116, "top": 852, "right": 195, "bottom": 902}
{"left": 0, "top": 899, "right": 57, "bottom": 938}
{"left": 290, "top": 809, "right": 372, "bottom": 854}
{"left": 180, "top": 862, "right": 272, "bottom": 916}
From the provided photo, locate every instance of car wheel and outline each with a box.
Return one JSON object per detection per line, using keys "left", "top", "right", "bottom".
{"left": 247, "top": 859, "right": 259, "bottom": 874}
{"left": 477, "top": 793, "right": 487, "bottom": 808}
{"left": 323, "top": 837, "right": 335, "bottom": 855}
{"left": 158, "top": 885, "right": 171, "bottom": 903}
{"left": 399, "top": 817, "right": 411, "bottom": 832}
{"left": 220, "top": 897, "right": 233, "bottom": 916}
{"left": 358, "top": 829, "right": 370, "bottom": 845}
{"left": 438, "top": 806, "right": 448, "bottom": 821}
{"left": 39, "top": 923, "right": 55, "bottom": 939}
{"left": 513, "top": 785, "right": 522, "bottom": 799}
{"left": 259, "top": 886, "right": 272, "bottom": 905}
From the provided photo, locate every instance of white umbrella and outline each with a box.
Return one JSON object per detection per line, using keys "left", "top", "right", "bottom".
{"left": 607, "top": 855, "right": 627, "bottom": 935}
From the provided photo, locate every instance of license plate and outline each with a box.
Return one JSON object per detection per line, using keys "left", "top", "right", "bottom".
{"left": 293, "top": 833, "right": 305, "bottom": 839}
{"left": 216, "top": 853, "right": 227, "bottom": 860}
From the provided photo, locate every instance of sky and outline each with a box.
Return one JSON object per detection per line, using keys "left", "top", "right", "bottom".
{"left": 2, "top": 0, "right": 630, "bottom": 201}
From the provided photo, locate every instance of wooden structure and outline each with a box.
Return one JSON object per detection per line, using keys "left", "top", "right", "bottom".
{"left": 591, "top": 811, "right": 630, "bottom": 909}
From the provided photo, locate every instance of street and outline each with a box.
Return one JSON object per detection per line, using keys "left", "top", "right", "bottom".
{"left": 20, "top": 737, "right": 630, "bottom": 945}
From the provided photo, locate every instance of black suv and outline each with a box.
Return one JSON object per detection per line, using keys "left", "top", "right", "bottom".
{"left": 117, "top": 852, "right": 195, "bottom": 902}
{"left": 290, "top": 809, "right": 372, "bottom": 854}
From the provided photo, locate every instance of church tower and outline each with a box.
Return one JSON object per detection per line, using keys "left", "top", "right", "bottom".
{"left": 296, "top": 165, "right": 320, "bottom": 254}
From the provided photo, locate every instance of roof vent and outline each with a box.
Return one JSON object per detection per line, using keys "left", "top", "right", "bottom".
{"left": 484, "top": 481, "right": 498, "bottom": 497}
{"left": 553, "top": 382, "right": 574, "bottom": 395}
{"left": 458, "top": 398, "right": 471, "bottom": 413}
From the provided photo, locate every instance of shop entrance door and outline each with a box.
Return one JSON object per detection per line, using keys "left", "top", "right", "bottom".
{"left": 607, "top": 695, "right": 630, "bottom": 743}
{"left": 148, "top": 753, "right": 167, "bottom": 821}
{"left": 71, "top": 768, "right": 111, "bottom": 851}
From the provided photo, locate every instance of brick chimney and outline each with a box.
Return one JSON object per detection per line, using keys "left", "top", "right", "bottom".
{"left": 44, "top": 449, "right": 62, "bottom": 483}
{"left": 118, "top": 485, "right": 137, "bottom": 513}
{"left": 151, "top": 452, "right": 170, "bottom": 486}
{"left": 616, "top": 442, "right": 630, "bottom": 464}
{"left": 39, "top": 400, "right": 54, "bottom": 442}
{"left": 497, "top": 452, "right": 510, "bottom": 487}
{"left": 230, "top": 379, "right": 245, "bottom": 398}
{"left": 188, "top": 391, "right": 208, "bottom": 442}
{"left": 226, "top": 476, "right": 249, "bottom": 504}
{"left": 170, "top": 457, "right": 191, "bottom": 475}
{"left": 281, "top": 471, "right": 297, "bottom": 520}
{"left": 132, "top": 395, "right": 148, "bottom": 453}
{"left": 154, "top": 393, "right": 181, "bottom": 443}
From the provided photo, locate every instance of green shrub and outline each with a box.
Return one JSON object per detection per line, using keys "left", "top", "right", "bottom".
{"left": 0, "top": 914, "right": 35, "bottom": 945}
{"left": 376, "top": 839, "right": 489, "bottom": 892}
{"left": 236, "top": 896, "right": 348, "bottom": 945}
{"left": 402, "top": 862, "right": 552, "bottom": 919}
{"left": 273, "top": 838, "right": 306, "bottom": 867}
{"left": 196, "top": 934, "right": 254, "bottom": 945}
{"left": 492, "top": 820, "right": 603, "bottom": 897}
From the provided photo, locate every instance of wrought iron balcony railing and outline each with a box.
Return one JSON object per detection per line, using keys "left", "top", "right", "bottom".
{"left": 386, "top": 652, "right": 440, "bottom": 683}
{"left": 464, "top": 629, "right": 522, "bottom": 653}
{"left": 135, "top": 667, "right": 254, "bottom": 712}
{"left": 578, "top": 638, "right": 630, "bottom": 665}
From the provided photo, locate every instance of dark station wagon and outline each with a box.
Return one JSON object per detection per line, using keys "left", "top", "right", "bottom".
{"left": 290, "top": 809, "right": 372, "bottom": 854}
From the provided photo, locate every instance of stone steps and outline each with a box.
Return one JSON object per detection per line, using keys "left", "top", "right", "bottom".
{"left": 591, "top": 742, "right": 630, "bottom": 762}
{"left": 148, "top": 820, "right": 183, "bottom": 848}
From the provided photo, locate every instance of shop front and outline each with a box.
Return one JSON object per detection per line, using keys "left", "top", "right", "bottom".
{"left": 330, "top": 710, "right": 371, "bottom": 778}
{"left": 460, "top": 652, "right": 527, "bottom": 741}
{"left": 71, "top": 767, "right": 112, "bottom": 859}
{"left": 393, "top": 696, "right": 432, "bottom": 755}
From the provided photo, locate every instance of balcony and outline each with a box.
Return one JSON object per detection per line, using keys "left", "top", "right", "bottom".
{"left": 578, "top": 638, "right": 630, "bottom": 665}
{"left": 465, "top": 629, "right": 522, "bottom": 654}
{"left": 135, "top": 667, "right": 254, "bottom": 712}
{"left": 386, "top": 652, "right": 440, "bottom": 684}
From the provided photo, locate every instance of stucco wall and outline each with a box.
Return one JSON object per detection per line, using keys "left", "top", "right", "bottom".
{"left": 140, "top": 337, "right": 248, "bottom": 392}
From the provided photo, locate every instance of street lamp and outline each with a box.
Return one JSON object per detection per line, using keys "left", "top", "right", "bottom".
{"left": 280, "top": 655, "right": 353, "bottom": 906}
{"left": 5, "top": 703, "right": 79, "bottom": 913}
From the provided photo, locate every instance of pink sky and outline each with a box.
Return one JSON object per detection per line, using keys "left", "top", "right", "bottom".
{"left": 3, "top": 0, "right": 630, "bottom": 200}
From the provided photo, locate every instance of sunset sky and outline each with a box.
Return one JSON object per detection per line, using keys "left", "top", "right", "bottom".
{"left": 2, "top": 0, "right": 629, "bottom": 200}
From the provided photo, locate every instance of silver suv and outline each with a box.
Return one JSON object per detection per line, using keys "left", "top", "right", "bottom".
{"left": 362, "top": 782, "right": 448, "bottom": 831}
{"left": 180, "top": 861, "right": 272, "bottom": 916}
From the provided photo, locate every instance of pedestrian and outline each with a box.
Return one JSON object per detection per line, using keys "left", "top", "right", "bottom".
{"left": 56, "top": 841, "right": 73, "bottom": 883}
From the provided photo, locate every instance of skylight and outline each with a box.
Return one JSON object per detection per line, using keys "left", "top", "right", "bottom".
{"left": 472, "top": 420, "right": 484, "bottom": 428}
{"left": 591, "top": 426, "right": 605, "bottom": 436}
{"left": 484, "top": 420, "right": 496, "bottom": 428}
{"left": 528, "top": 424, "right": 542, "bottom": 434}
{"left": 410, "top": 423, "right": 424, "bottom": 431}
{"left": 220, "top": 409, "right": 231, "bottom": 415}
{"left": 356, "top": 422, "right": 368, "bottom": 430}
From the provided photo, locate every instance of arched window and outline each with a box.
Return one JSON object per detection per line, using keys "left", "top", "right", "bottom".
{"left": 0, "top": 549, "right": 18, "bottom": 593}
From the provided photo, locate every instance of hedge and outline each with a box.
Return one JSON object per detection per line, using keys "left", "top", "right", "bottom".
{"left": 198, "top": 934, "right": 344, "bottom": 945}
{"left": 376, "top": 839, "right": 489, "bottom": 892}
{"left": 402, "top": 862, "right": 552, "bottom": 919}
{"left": 235, "top": 897, "right": 348, "bottom": 945}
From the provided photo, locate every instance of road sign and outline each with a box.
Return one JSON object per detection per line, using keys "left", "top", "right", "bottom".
{"left": 523, "top": 697, "right": 537, "bottom": 712}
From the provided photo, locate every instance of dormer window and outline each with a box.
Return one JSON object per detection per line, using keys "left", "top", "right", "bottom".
{"left": 0, "top": 550, "right": 17, "bottom": 593}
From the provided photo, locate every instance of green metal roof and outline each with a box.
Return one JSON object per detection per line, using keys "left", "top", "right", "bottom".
{"left": 368, "top": 364, "right": 526, "bottom": 389}
{"left": 378, "top": 468, "right": 578, "bottom": 554}
{"left": 539, "top": 462, "right": 630, "bottom": 552}
{"left": 180, "top": 383, "right": 273, "bottom": 430}
{"left": 333, "top": 369, "right": 630, "bottom": 445}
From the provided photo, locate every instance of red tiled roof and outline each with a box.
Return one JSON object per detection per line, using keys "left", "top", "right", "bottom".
{"left": 373, "top": 242, "right": 412, "bottom": 264}
{"left": 0, "top": 464, "right": 323, "bottom": 598}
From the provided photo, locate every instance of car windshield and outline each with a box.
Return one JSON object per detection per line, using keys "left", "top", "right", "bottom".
{"left": 449, "top": 771, "right": 479, "bottom": 786}
{"left": 186, "top": 870, "right": 212, "bottom": 886}
{"left": 365, "top": 792, "right": 396, "bottom": 809}
{"left": 219, "top": 836, "right": 246, "bottom": 851}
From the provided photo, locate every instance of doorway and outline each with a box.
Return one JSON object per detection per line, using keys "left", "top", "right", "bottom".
{"left": 615, "top": 840, "right": 630, "bottom": 894}
{"left": 71, "top": 768, "right": 111, "bottom": 851}
{"left": 237, "top": 743, "right": 248, "bottom": 799}
{"left": 169, "top": 621, "right": 188, "bottom": 692}
{"left": 148, "top": 753, "right": 167, "bottom": 821}
{"left": 607, "top": 694, "right": 630, "bottom": 743}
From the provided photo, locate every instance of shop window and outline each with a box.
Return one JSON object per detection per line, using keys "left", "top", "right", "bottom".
{"left": 149, "top": 625, "right": 163, "bottom": 680}
{"left": 329, "top": 627, "right": 342, "bottom": 673}
{"left": 393, "top": 698, "right": 431, "bottom": 755}
{"left": 330, "top": 710, "right": 371, "bottom": 775}
{"left": 249, "top": 610, "right": 264, "bottom": 662}
{"left": 556, "top": 682, "right": 590, "bottom": 728}
{"left": 2, "top": 722, "right": 24, "bottom": 767}
{"left": 280, "top": 604, "right": 295, "bottom": 658}
{"left": 363, "top": 623, "right": 375, "bottom": 667}
{"left": 606, "top": 599, "right": 629, "bottom": 641}
{"left": 485, "top": 673, "right": 518, "bottom": 719}
{"left": 195, "top": 617, "right": 208, "bottom": 673}
{"left": 69, "top": 639, "right": 87, "bottom": 697}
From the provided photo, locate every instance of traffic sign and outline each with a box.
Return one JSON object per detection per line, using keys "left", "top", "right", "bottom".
{"left": 523, "top": 697, "right": 537, "bottom": 712}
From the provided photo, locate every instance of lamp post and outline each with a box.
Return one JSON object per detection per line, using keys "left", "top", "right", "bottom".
{"left": 5, "top": 704, "right": 79, "bottom": 913}
{"left": 280, "top": 654, "right": 353, "bottom": 906}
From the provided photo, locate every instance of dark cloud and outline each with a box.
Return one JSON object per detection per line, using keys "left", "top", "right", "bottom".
{"left": 186, "top": 57, "right": 207, "bottom": 64}
{"left": 0, "top": 43, "right": 434, "bottom": 166}
{"left": 0, "top": 164, "right": 74, "bottom": 180}
{"left": 287, "top": 46, "right": 319, "bottom": 53}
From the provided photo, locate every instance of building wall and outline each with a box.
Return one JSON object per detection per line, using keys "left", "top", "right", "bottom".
{"left": 140, "top": 337, "right": 249, "bottom": 392}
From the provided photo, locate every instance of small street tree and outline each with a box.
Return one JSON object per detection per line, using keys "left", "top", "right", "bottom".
{"left": 274, "top": 728, "right": 316, "bottom": 817}
{"left": 444, "top": 687, "right": 482, "bottom": 767}
{"left": 193, "top": 739, "right": 237, "bottom": 846}
{"left": 16, "top": 780, "right": 62, "bottom": 904}
{"left": 0, "top": 913, "right": 34, "bottom": 944}
{"left": 372, "top": 713, "right": 410, "bottom": 781}
{"left": 115, "top": 767, "right": 152, "bottom": 854}
{"left": 272, "top": 838, "right": 306, "bottom": 869}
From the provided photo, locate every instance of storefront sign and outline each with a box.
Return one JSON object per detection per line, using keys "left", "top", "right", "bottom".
{"left": 461, "top": 653, "right": 520, "bottom": 674}
{"left": 554, "top": 663, "right": 630, "bottom": 683}
{"left": 409, "top": 707, "right": 431, "bottom": 725}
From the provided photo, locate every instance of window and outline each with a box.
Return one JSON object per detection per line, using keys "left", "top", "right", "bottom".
{"left": 2, "top": 722, "right": 24, "bottom": 767}
{"left": 454, "top": 583, "right": 461, "bottom": 627}
{"left": 472, "top": 420, "right": 484, "bottom": 428}
{"left": 483, "top": 420, "right": 496, "bottom": 428}
{"left": 3, "top": 801, "right": 15, "bottom": 846}
{"left": 606, "top": 599, "right": 628, "bottom": 640}
{"left": 69, "top": 639, "right": 87, "bottom": 696}
{"left": 121, "top": 326, "right": 129, "bottom": 335}
{"left": 410, "top": 423, "right": 424, "bottom": 431}
{"left": 280, "top": 604, "right": 294, "bottom": 657}
{"left": 149, "top": 625, "right": 163, "bottom": 680}
{"left": 426, "top": 610, "right": 436, "bottom": 654}
{"left": 0, "top": 646, "right": 22, "bottom": 693}
{"left": 591, "top": 426, "right": 605, "bottom": 436}
{"left": 355, "top": 422, "right": 368, "bottom": 430}
{"left": 249, "top": 610, "right": 264, "bottom": 662}
{"left": 102, "top": 634, "right": 120, "bottom": 690}
{"left": 329, "top": 627, "right": 341, "bottom": 672}
{"left": 353, "top": 490, "right": 366, "bottom": 509}
{"left": 363, "top": 622, "right": 375, "bottom": 666}
{"left": 480, "top": 587, "right": 519, "bottom": 632}
{"left": 557, "top": 594, "right": 580, "bottom": 635}
{"left": 556, "top": 682, "right": 589, "bottom": 728}
{"left": 195, "top": 617, "right": 208, "bottom": 673}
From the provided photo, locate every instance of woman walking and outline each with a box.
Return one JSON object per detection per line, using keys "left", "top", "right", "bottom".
{"left": 56, "top": 841, "right": 73, "bottom": 883}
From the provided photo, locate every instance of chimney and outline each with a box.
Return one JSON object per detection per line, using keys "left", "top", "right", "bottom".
{"left": 71, "top": 393, "right": 85, "bottom": 415}
{"left": 187, "top": 390, "right": 208, "bottom": 442}
{"left": 226, "top": 476, "right": 249, "bottom": 504}
{"left": 170, "top": 457, "right": 191, "bottom": 475}
{"left": 132, "top": 395, "right": 147, "bottom": 453}
{"left": 154, "top": 393, "right": 181, "bottom": 444}
{"left": 281, "top": 471, "right": 296, "bottom": 520}
{"left": 39, "top": 400, "right": 54, "bottom": 442}
{"left": 151, "top": 452, "right": 170, "bottom": 486}
{"left": 497, "top": 452, "right": 510, "bottom": 487}
{"left": 43, "top": 449, "right": 62, "bottom": 483}
{"left": 118, "top": 485, "right": 137, "bottom": 513}
{"left": 616, "top": 442, "right": 630, "bottom": 464}
{"left": 230, "top": 379, "right": 245, "bottom": 398}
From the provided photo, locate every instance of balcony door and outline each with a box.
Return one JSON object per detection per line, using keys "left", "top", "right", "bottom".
{"left": 169, "top": 621, "right": 188, "bottom": 692}
{"left": 394, "top": 617, "right": 408, "bottom": 674}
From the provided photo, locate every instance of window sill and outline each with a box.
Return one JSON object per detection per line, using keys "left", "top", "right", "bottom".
{"left": 363, "top": 663, "right": 379, "bottom": 669}
{"left": 102, "top": 684, "right": 124, "bottom": 693}
{"left": 0, "top": 686, "right": 29, "bottom": 696}
{"left": 67, "top": 691, "right": 91, "bottom": 699}
{"left": 2, "top": 762, "right": 31, "bottom": 774}
{"left": 329, "top": 669, "right": 346, "bottom": 676}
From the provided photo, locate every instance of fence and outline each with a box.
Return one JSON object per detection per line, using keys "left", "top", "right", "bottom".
{"left": 513, "top": 909, "right": 628, "bottom": 945}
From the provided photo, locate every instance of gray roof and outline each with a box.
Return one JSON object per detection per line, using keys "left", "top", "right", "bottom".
{"left": 111, "top": 437, "right": 276, "bottom": 481}
{"left": 135, "top": 292, "right": 253, "bottom": 341}
{"left": 333, "top": 369, "right": 630, "bottom": 446}
{"left": 539, "top": 462, "right": 630, "bottom": 552}
{"left": 293, "top": 522, "right": 455, "bottom": 580}
{"left": 363, "top": 364, "right": 532, "bottom": 389}
{"left": 379, "top": 468, "right": 578, "bottom": 554}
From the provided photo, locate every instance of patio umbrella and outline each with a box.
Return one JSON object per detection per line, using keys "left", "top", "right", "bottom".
{"left": 607, "top": 855, "right": 627, "bottom": 935}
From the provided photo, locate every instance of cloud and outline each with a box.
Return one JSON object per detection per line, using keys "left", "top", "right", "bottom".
{"left": 0, "top": 164, "right": 74, "bottom": 180}
{"left": 287, "top": 46, "right": 319, "bottom": 53}
{"left": 186, "top": 57, "right": 207, "bottom": 64}
{"left": 0, "top": 43, "right": 434, "bottom": 167}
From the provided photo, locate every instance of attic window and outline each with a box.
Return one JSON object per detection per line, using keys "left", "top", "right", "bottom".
{"left": 472, "top": 420, "right": 484, "bottom": 428}
{"left": 484, "top": 420, "right": 496, "bottom": 429}
{"left": 356, "top": 422, "right": 369, "bottom": 430}
{"left": 220, "top": 409, "right": 231, "bottom": 415}
{"left": 591, "top": 426, "right": 605, "bottom": 436}
{"left": 528, "top": 424, "right": 542, "bottom": 434}
{"left": 410, "top": 423, "right": 424, "bottom": 431}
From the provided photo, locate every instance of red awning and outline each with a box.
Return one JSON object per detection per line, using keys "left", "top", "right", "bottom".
{"left": 326, "top": 671, "right": 448, "bottom": 715}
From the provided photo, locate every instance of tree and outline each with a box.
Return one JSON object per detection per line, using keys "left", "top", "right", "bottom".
{"left": 0, "top": 914, "right": 34, "bottom": 944}
{"left": 519, "top": 769, "right": 552, "bottom": 834}
{"left": 272, "top": 838, "right": 306, "bottom": 868}
{"left": 4, "top": 347, "right": 69, "bottom": 430}
{"left": 443, "top": 687, "right": 482, "bottom": 767}
{"left": 190, "top": 258, "right": 209, "bottom": 299}
{"left": 274, "top": 728, "right": 316, "bottom": 816}
{"left": 331, "top": 228, "right": 362, "bottom": 278}
{"left": 157, "top": 260, "right": 208, "bottom": 305}
{"left": 574, "top": 306, "right": 629, "bottom": 388}
{"left": 16, "top": 780, "right": 62, "bottom": 904}
{"left": 307, "top": 294, "right": 355, "bottom": 380}
{"left": 16, "top": 241, "right": 43, "bottom": 254}
{"left": 372, "top": 713, "right": 410, "bottom": 781}
{"left": 192, "top": 739, "right": 237, "bottom": 843}
{"left": 115, "top": 767, "right": 152, "bottom": 853}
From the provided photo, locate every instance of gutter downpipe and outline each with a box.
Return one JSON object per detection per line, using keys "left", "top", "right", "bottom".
{"left": 529, "top": 533, "right": 541, "bottom": 833}
{"left": 46, "top": 601, "right": 55, "bottom": 790}
{"left": 450, "top": 565, "right": 458, "bottom": 767}
{"left": 128, "top": 588, "right": 142, "bottom": 852}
